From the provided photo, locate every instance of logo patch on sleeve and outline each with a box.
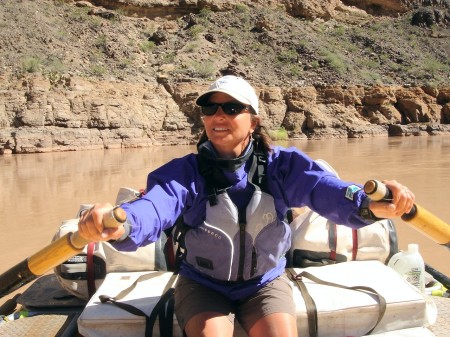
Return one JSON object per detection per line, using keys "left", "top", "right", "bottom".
{"left": 345, "top": 185, "right": 361, "bottom": 201}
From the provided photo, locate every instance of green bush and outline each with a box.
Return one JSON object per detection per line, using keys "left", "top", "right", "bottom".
{"left": 95, "top": 34, "right": 108, "bottom": 52}
{"left": 360, "top": 70, "right": 382, "bottom": 83}
{"left": 140, "top": 41, "right": 156, "bottom": 53}
{"left": 423, "top": 59, "right": 448, "bottom": 78}
{"left": 185, "top": 42, "right": 199, "bottom": 53}
{"left": 320, "top": 50, "right": 348, "bottom": 74}
{"left": 235, "top": 4, "right": 249, "bottom": 13}
{"left": 68, "top": 7, "right": 89, "bottom": 22}
{"left": 188, "top": 25, "right": 205, "bottom": 38}
{"left": 90, "top": 65, "right": 106, "bottom": 77}
{"left": 161, "top": 52, "right": 176, "bottom": 64}
{"left": 188, "top": 61, "right": 215, "bottom": 79}
{"left": 22, "top": 57, "right": 41, "bottom": 73}
{"left": 199, "top": 8, "right": 213, "bottom": 19}
{"left": 277, "top": 49, "right": 298, "bottom": 63}
{"left": 269, "top": 128, "right": 288, "bottom": 141}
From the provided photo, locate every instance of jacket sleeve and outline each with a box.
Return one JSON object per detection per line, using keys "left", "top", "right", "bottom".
{"left": 113, "top": 154, "right": 200, "bottom": 251}
{"left": 268, "top": 146, "right": 372, "bottom": 229}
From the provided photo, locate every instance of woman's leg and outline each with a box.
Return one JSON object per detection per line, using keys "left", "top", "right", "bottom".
{"left": 175, "top": 276, "right": 235, "bottom": 337}
{"left": 247, "top": 312, "right": 297, "bottom": 337}
{"left": 185, "top": 312, "right": 234, "bottom": 337}
{"left": 238, "top": 274, "right": 297, "bottom": 337}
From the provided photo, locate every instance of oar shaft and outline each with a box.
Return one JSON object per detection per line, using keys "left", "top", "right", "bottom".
{"left": 426, "top": 264, "right": 450, "bottom": 290}
{"left": 364, "top": 180, "right": 450, "bottom": 247}
{"left": 0, "top": 206, "right": 126, "bottom": 298}
{"left": 27, "top": 233, "right": 84, "bottom": 276}
{"left": 0, "top": 260, "right": 37, "bottom": 299}
{"left": 0, "top": 293, "right": 20, "bottom": 316}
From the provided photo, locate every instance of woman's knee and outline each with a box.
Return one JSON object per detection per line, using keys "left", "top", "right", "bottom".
{"left": 184, "top": 312, "right": 234, "bottom": 337}
{"left": 247, "top": 312, "right": 297, "bottom": 337}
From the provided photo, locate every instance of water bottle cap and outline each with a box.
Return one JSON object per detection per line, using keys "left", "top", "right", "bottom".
{"left": 408, "top": 243, "right": 419, "bottom": 253}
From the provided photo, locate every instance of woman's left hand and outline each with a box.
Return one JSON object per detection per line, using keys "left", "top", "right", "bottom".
{"left": 369, "top": 180, "right": 415, "bottom": 219}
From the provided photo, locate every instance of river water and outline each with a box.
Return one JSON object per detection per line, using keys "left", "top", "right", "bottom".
{"left": 1, "top": 136, "right": 449, "bottom": 304}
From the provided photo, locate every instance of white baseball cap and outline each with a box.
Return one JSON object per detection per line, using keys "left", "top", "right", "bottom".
{"left": 196, "top": 75, "right": 259, "bottom": 114}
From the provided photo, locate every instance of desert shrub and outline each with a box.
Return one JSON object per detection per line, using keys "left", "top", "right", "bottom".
{"left": 141, "top": 41, "right": 156, "bottom": 53}
{"left": 269, "top": 128, "right": 288, "bottom": 141}
{"left": 188, "top": 61, "right": 215, "bottom": 78}
{"left": 22, "top": 57, "right": 41, "bottom": 73}
{"left": 320, "top": 50, "right": 348, "bottom": 74}
{"left": 188, "top": 25, "right": 205, "bottom": 38}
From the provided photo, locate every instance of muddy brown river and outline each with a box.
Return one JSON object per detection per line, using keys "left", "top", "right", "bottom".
{"left": 1, "top": 136, "right": 449, "bottom": 306}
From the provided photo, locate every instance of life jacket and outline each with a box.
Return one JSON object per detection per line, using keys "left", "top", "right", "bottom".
{"left": 177, "top": 141, "right": 291, "bottom": 282}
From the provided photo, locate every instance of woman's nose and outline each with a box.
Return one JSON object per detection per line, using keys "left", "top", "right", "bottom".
{"left": 213, "top": 106, "right": 226, "bottom": 117}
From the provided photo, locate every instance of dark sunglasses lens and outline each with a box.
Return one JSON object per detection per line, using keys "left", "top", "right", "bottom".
{"left": 222, "top": 103, "right": 246, "bottom": 115}
{"left": 201, "top": 103, "right": 247, "bottom": 116}
{"left": 201, "top": 104, "right": 219, "bottom": 116}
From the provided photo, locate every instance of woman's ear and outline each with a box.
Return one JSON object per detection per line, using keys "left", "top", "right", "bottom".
{"left": 250, "top": 116, "right": 260, "bottom": 133}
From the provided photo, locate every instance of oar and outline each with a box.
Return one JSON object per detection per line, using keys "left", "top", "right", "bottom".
{"left": 0, "top": 206, "right": 126, "bottom": 299}
{"left": 364, "top": 180, "right": 450, "bottom": 249}
{"left": 425, "top": 263, "right": 450, "bottom": 292}
{"left": 0, "top": 293, "right": 21, "bottom": 316}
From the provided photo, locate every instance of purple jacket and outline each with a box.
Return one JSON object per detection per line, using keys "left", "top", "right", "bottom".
{"left": 114, "top": 145, "right": 371, "bottom": 300}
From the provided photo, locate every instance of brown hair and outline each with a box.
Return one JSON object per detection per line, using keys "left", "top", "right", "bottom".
{"left": 252, "top": 124, "right": 273, "bottom": 154}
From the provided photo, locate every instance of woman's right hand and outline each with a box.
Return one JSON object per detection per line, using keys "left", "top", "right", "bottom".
{"left": 78, "top": 203, "right": 126, "bottom": 242}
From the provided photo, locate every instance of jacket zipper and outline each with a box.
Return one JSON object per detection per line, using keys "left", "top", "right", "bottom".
{"left": 251, "top": 247, "right": 257, "bottom": 277}
{"left": 237, "top": 208, "right": 246, "bottom": 282}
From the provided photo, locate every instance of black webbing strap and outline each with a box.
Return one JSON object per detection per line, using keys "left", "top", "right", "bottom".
{"left": 287, "top": 268, "right": 387, "bottom": 337}
{"left": 253, "top": 145, "right": 268, "bottom": 193}
{"left": 99, "top": 294, "right": 152, "bottom": 337}
{"left": 99, "top": 273, "right": 178, "bottom": 337}
{"left": 287, "top": 269, "right": 318, "bottom": 337}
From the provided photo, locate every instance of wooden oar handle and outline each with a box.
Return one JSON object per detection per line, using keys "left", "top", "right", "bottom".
{"left": 364, "top": 180, "right": 450, "bottom": 247}
{"left": 364, "top": 179, "right": 418, "bottom": 219}
{"left": 0, "top": 207, "right": 127, "bottom": 298}
{"left": 70, "top": 206, "right": 127, "bottom": 249}
{"left": 364, "top": 180, "right": 393, "bottom": 201}
{"left": 103, "top": 206, "right": 127, "bottom": 228}
{"left": 27, "top": 206, "right": 127, "bottom": 276}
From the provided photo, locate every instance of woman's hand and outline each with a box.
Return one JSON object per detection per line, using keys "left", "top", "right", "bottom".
{"left": 78, "top": 203, "right": 126, "bottom": 242}
{"left": 368, "top": 180, "right": 415, "bottom": 219}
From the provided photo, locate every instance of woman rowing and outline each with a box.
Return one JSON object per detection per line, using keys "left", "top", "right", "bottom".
{"left": 78, "top": 75, "right": 415, "bottom": 337}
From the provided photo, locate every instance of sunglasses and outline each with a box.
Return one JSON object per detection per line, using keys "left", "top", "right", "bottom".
{"left": 200, "top": 103, "right": 249, "bottom": 116}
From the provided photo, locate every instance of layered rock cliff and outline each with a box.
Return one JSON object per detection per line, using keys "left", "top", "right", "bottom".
{"left": 1, "top": 74, "right": 449, "bottom": 154}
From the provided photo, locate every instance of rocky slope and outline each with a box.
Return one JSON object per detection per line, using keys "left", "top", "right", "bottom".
{"left": 0, "top": 0, "right": 449, "bottom": 154}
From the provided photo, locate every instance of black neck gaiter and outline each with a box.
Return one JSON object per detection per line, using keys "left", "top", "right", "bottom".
{"left": 197, "top": 140, "right": 254, "bottom": 172}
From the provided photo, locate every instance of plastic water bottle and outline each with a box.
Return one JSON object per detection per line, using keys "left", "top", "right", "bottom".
{"left": 388, "top": 243, "right": 425, "bottom": 293}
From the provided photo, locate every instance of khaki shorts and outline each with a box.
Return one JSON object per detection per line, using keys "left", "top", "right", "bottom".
{"left": 174, "top": 274, "right": 296, "bottom": 332}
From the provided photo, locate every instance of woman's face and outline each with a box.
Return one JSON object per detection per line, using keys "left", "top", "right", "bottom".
{"left": 202, "top": 92, "right": 258, "bottom": 158}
